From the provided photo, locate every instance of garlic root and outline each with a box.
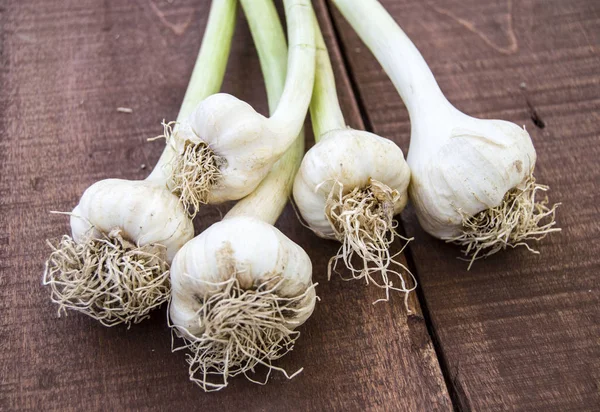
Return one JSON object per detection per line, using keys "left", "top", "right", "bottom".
{"left": 172, "top": 277, "right": 315, "bottom": 392}
{"left": 325, "top": 179, "right": 415, "bottom": 303}
{"left": 162, "top": 122, "right": 223, "bottom": 217}
{"left": 447, "top": 175, "right": 560, "bottom": 269}
{"left": 43, "top": 229, "right": 169, "bottom": 327}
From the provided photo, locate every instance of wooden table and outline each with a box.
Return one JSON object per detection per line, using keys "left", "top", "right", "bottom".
{"left": 1, "top": 0, "right": 598, "bottom": 410}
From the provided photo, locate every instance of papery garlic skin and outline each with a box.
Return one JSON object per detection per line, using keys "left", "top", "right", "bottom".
{"left": 170, "top": 216, "right": 316, "bottom": 337}
{"left": 71, "top": 179, "right": 194, "bottom": 262}
{"left": 408, "top": 110, "right": 536, "bottom": 238}
{"left": 293, "top": 129, "right": 410, "bottom": 238}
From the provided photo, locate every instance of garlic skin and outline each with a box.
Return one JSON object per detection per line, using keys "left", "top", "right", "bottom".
{"left": 293, "top": 129, "right": 411, "bottom": 238}
{"left": 71, "top": 179, "right": 194, "bottom": 262}
{"left": 170, "top": 216, "right": 315, "bottom": 336}
{"left": 408, "top": 109, "right": 536, "bottom": 238}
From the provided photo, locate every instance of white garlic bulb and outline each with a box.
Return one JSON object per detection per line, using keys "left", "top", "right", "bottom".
{"left": 43, "top": 179, "right": 194, "bottom": 326}
{"left": 294, "top": 129, "right": 410, "bottom": 238}
{"left": 169, "top": 216, "right": 316, "bottom": 390}
{"left": 71, "top": 179, "right": 194, "bottom": 261}
{"left": 183, "top": 93, "right": 288, "bottom": 203}
{"left": 408, "top": 112, "right": 536, "bottom": 238}
{"left": 170, "top": 216, "right": 315, "bottom": 334}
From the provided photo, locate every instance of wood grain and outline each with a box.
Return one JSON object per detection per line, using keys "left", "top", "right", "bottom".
{"left": 0, "top": 0, "right": 452, "bottom": 410}
{"left": 328, "top": 0, "right": 600, "bottom": 410}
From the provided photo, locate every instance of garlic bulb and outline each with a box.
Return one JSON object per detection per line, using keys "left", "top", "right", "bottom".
{"left": 149, "top": 0, "right": 316, "bottom": 214}
{"left": 170, "top": 216, "right": 316, "bottom": 336}
{"left": 71, "top": 179, "right": 193, "bottom": 262}
{"left": 408, "top": 114, "right": 537, "bottom": 238}
{"left": 168, "top": 0, "right": 316, "bottom": 391}
{"left": 293, "top": 17, "right": 413, "bottom": 301}
{"left": 42, "top": 0, "right": 237, "bottom": 326}
{"left": 44, "top": 179, "right": 194, "bottom": 326}
{"left": 169, "top": 217, "right": 316, "bottom": 391}
{"left": 180, "top": 92, "right": 291, "bottom": 203}
{"left": 170, "top": 217, "right": 315, "bottom": 334}
{"left": 294, "top": 129, "right": 410, "bottom": 238}
{"left": 334, "top": 0, "right": 559, "bottom": 266}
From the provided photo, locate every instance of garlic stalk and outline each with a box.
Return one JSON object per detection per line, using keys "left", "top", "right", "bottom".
{"left": 169, "top": 0, "right": 316, "bottom": 391}
{"left": 148, "top": 0, "right": 315, "bottom": 214}
{"left": 293, "top": 16, "right": 413, "bottom": 302}
{"left": 333, "top": 0, "right": 560, "bottom": 267}
{"left": 42, "top": 0, "right": 237, "bottom": 326}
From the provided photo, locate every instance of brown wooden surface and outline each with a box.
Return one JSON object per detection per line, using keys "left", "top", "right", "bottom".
{"left": 329, "top": 0, "right": 600, "bottom": 410}
{"left": 2, "top": 0, "right": 599, "bottom": 410}
{"left": 0, "top": 0, "right": 453, "bottom": 410}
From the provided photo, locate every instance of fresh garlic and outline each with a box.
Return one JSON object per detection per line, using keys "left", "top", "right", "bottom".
{"left": 169, "top": 217, "right": 316, "bottom": 391}
{"left": 407, "top": 116, "right": 537, "bottom": 239}
{"left": 176, "top": 92, "right": 292, "bottom": 203}
{"left": 334, "top": 0, "right": 560, "bottom": 266}
{"left": 293, "top": 16, "right": 413, "bottom": 301}
{"left": 42, "top": 0, "right": 237, "bottom": 326}
{"left": 148, "top": 0, "right": 316, "bottom": 214}
{"left": 70, "top": 179, "right": 193, "bottom": 262}
{"left": 294, "top": 130, "right": 410, "bottom": 240}
{"left": 168, "top": 0, "right": 316, "bottom": 391}
{"left": 170, "top": 217, "right": 315, "bottom": 335}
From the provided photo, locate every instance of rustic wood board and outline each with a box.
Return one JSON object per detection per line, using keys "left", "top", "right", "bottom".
{"left": 328, "top": 0, "right": 600, "bottom": 410}
{"left": 0, "top": 0, "right": 452, "bottom": 410}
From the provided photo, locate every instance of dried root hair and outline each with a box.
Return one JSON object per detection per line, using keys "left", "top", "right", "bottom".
{"left": 447, "top": 175, "right": 561, "bottom": 269}
{"left": 170, "top": 276, "right": 316, "bottom": 392}
{"left": 43, "top": 228, "right": 170, "bottom": 327}
{"left": 324, "top": 179, "right": 416, "bottom": 306}
{"left": 160, "top": 121, "right": 223, "bottom": 217}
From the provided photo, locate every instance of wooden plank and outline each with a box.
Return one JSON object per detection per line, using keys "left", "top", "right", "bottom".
{"left": 328, "top": 0, "right": 600, "bottom": 410}
{"left": 0, "top": 0, "right": 452, "bottom": 410}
